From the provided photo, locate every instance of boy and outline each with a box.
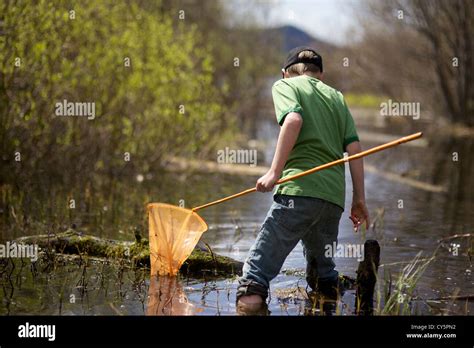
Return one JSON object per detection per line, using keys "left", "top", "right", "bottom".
{"left": 236, "top": 46, "right": 369, "bottom": 312}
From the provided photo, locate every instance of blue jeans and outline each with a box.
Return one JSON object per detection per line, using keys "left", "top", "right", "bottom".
{"left": 238, "top": 194, "right": 343, "bottom": 299}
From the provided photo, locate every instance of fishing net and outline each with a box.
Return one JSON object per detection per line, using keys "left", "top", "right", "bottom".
{"left": 148, "top": 203, "right": 208, "bottom": 276}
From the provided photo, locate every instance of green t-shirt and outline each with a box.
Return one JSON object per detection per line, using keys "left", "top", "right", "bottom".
{"left": 272, "top": 75, "right": 359, "bottom": 209}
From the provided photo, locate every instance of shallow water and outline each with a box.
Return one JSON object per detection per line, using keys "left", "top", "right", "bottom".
{"left": 1, "top": 117, "right": 473, "bottom": 315}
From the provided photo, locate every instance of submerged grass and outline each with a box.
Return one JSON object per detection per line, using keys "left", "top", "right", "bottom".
{"left": 378, "top": 250, "right": 436, "bottom": 315}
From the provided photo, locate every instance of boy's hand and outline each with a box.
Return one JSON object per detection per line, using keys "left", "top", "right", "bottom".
{"left": 256, "top": 170, "right": 280, "bottom": 192}
{"left": 350, "top": 200, "right": 370, "bottom": 233}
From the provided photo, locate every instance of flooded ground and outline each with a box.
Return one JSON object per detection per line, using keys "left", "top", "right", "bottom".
{"left": 1, "top": 113, "right": 473, "bottom": 315}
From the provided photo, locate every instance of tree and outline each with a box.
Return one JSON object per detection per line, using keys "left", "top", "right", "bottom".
{"left": 0, "top": 0, "right": 228, "bottom": 188}
{"left": 400, "top": 0, "right": 473, "bottom": 126}
{"left": 353, "top": 0, "right": 473, "bottom": 127}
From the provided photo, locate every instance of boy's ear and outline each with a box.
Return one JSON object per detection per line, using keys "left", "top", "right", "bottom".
{"left": 282, "top": 69, "right": 291, "bottom": 79}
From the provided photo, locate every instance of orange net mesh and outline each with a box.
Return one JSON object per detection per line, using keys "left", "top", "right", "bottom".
{"left": 148, "top": 203, "right": 208, "bottom": 276}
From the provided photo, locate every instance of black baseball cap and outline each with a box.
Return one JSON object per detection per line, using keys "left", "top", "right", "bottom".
{"left": 283, "top": 46, "right": 323, "bottom": 72}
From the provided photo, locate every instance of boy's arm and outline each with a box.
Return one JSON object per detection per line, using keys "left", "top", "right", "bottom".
{"left": 346, "top": 141, "right": 370, "bottom": 232}
{"left": 256, "top": 112, "right": 302, "bottom": 192}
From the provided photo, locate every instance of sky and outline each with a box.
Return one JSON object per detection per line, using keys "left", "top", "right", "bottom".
{"left": 234, "top": 0, "right": 363, "bottom": 45}
{"left": 270, "top": 0, "right": 363, "bottom": 44}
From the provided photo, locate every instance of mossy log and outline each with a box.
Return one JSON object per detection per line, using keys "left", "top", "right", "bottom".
{"left": 15, "top": 230, "right": 243, "bottom": 278}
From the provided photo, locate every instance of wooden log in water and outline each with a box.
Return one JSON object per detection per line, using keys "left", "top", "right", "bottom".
{"left": 164, "top": 156, "right": 446, "bottom": 193}
{"left": 15, "top": 230, "right": 243, "bottom": 278}
{"left": 355, "top": 240, "right": 380, "bottom": 315}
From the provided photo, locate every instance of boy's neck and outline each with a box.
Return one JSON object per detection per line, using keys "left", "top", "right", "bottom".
{"left": 302, "top": 72, "right": 321, "bottom": 79}
{"left": 286, "top": 72, "right": 321, "bottom": 79}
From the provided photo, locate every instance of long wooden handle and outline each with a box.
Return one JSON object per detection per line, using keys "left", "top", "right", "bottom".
{"left": 192, "top": 132, "right": 423, "bottom": 211}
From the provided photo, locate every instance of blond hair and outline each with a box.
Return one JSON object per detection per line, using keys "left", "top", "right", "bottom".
{"left": 286, "top": 50, "right": 321, "bottom": 77}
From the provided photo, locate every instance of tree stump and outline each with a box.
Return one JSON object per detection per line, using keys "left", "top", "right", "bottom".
{"left": 355, "top": 239, "right": 380, "bottom": 315}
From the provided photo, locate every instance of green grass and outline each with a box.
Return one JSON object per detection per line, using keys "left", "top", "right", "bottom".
{"left": 344, "top": 93, "right": 388, "bottom": 109}
{"left": 379, "top": 250, "right": 436, "bottom": 315}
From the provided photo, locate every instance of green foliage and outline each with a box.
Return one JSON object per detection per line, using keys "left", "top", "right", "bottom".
{"left": 0, "top": 0, "right": 229, "bottom": 187}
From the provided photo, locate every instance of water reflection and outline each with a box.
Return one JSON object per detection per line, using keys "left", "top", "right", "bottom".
{"left": 431, "top": 135, "right": 474, "bottom": 232}
{"left": 304, "top": 293, "right": 337, "bottom": 316}
{"left": 146, "top": 276, "right": 202, "bottom": 316}
{"left": 1, "top": 117, "right": 472, "bottom": 315}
